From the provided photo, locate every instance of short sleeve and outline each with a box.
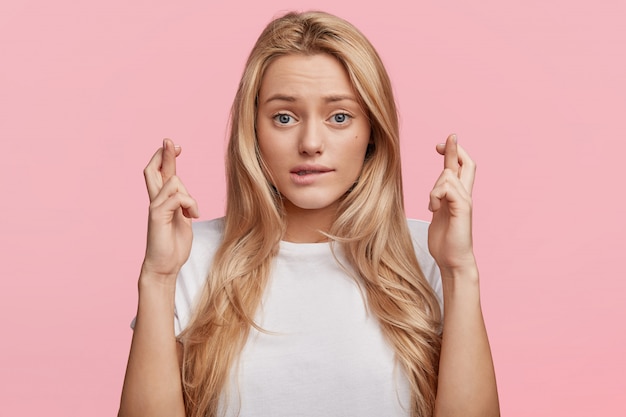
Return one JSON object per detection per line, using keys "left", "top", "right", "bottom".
{"left": 173, "top": 219, "right": 225, "bottom": 336}
{"left": 406, "top": 219, "right": 443, "bottom": 314}
{"left": 130, "top": 218, "right": 225, "bottom": 337}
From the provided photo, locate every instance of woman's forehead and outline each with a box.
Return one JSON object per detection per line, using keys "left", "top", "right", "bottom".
{"left": 258, "top": 53, "right": 358, "bottom": 103}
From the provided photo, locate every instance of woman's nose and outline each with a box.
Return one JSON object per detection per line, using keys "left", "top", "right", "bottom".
{"left": 298, "top": 121, "right": 324, "bottom": 155}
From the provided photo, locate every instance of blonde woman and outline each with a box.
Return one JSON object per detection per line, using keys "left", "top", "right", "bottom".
{"left": 119, "top": 11, "right": 499, "bottom": 417}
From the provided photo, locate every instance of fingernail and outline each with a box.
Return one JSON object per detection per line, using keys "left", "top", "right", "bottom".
{"left": 174, "top": 145, "right": 181, "bottom": 150}
{"left": 451, "top": 134, "right": 457, "bottom": 143}
{"left": 163, "top": 138, "right": 169, "bottom": 148}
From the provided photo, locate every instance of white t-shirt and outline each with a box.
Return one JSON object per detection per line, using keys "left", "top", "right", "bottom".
{"left": 174, "top": 218, "right": 442, "bottom": 417}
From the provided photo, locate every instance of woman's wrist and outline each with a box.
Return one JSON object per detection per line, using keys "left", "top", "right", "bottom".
{"left": 138, "top": 266, "right": 179, "bottom": 291}
{"left": 439, "top": 263, "right": 481, "bottom": 300}
{"left": 438, "top": 256, "right": 479, "bottom": 281}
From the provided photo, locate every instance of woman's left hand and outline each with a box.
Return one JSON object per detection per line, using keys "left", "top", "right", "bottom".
{"left": 429, "top": 135, "right": 500, "bottom": 417}
{"left": 428, "top": 134, "right": 477, "bottom": 275}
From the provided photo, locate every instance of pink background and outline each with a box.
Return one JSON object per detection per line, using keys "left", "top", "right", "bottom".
{"left": 1, "top": 1, "right": 624, "bottom": 415}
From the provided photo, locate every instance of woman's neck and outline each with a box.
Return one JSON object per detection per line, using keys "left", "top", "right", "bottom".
{"left": 282, "top": 202, "right": 337, "bottom": 243}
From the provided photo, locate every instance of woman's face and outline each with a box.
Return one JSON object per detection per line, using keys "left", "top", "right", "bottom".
{"left": 256, "top": 53, "right": 371, "bottom": 218}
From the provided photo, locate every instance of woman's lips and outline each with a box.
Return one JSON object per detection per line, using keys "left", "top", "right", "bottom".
{"left": 289, "top": 166, "right": 333, "bottom": 185}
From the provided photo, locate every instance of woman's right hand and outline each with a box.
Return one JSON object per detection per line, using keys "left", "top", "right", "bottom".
{"left": 141, "top": 139, "right": 199, "bottom": 283}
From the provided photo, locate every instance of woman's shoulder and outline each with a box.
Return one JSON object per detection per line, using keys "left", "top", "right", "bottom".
{"left": 406, "top": 218, "right": 442, "bottom": 304}
{"left": 181, "top": 217, "right": 225, "bottom": 276}
{"left": 405, "top": 218, "right": 433, "bottom": 256}
{"left": 406, "top": 218, "right": 431, "bottom": 255}
{"left": 174, "top": 217, "right": 225, "bottom": 335}
{"left": 191, "top": 217, "right": 225, "bottom": 244}
{"left": 406, "top": 218, "right": 430, "bottom": 238}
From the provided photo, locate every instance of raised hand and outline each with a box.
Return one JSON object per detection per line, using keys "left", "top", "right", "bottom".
{"left": 427, "top": 134, "right": 477, "bottom": 275}
{"left": 141, "top": 139, "right": 199, "bottom": 282}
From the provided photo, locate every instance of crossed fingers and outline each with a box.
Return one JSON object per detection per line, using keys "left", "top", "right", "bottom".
{"left": 144, "top": 139, "right": 181, "bottom": 202}
{"left": 429, "top": 134, "right": 476, "bottom": 213}
{"left": 143, "top": 139, "right": 198, "bottom": 219}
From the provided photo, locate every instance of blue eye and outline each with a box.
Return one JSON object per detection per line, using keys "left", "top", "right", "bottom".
{"left": 331, "top": 113, "right": 350, "bottom": 124}
{"left": 274, "top": 114, "right": 293, "bottom": 124}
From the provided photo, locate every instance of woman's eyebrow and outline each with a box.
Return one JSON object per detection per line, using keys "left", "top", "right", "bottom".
{"left": 323, "top": 94, "right": 358, "bottom": 103}
{"left": 262, "top": 93, "right": 358, "bottom": 104}
{"left": 263, "top": 93, "right": 297, "bottom": 104}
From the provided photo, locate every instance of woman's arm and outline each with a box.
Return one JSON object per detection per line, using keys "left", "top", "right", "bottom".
{"left": 118, "top": 274, "right": 185, "bottom": 417}
{"left": 118, "top": 140, "right": 199, "bottom": 417}
{"left": 428, "top": 135, "right": 500, "bottom": 417}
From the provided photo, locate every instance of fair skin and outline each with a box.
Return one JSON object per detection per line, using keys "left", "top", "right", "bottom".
{"left": 256, "top": 54, "right": 371, "bottom": 242}
{"left": 429, "top": 136, "right": 500, "bottom": 417}
{"left": 118, "top": 140, "right": 193, "bottom": 417}
{"left": 118, "top": 52, "right": 498, "bottom": 417}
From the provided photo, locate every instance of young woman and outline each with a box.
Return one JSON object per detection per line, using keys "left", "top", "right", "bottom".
{"left": 119, "top": 11, "right": 499, "bottom": 417}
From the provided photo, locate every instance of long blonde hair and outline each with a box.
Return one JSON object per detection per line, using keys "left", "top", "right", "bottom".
{"left": 180, "top": 11, "right": 442, "bottom": 417}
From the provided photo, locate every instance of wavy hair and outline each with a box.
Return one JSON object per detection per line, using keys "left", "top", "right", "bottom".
{"left": 180, "top": 11, "right": 442, "bottom": 417}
